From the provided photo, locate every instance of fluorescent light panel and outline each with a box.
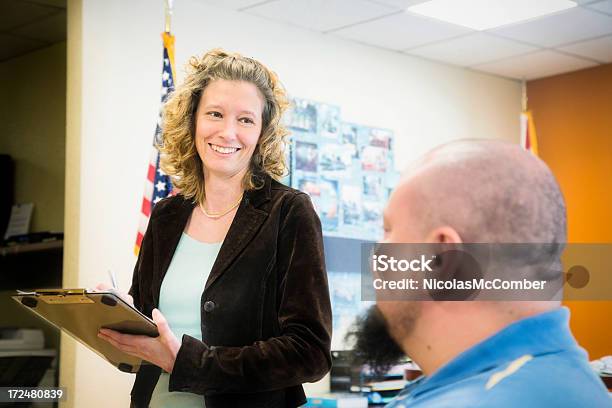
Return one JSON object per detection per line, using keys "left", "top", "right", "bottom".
{"left": 407, "top": 0, "right": 577, "bottom": 31}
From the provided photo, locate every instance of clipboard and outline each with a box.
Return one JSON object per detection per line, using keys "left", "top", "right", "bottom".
{"left": 12, "top": 288, "right": 159, "bottom": 373}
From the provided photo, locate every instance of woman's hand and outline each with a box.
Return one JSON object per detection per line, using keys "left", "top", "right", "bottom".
{"left": 97, "top": 308, "right": 181, "bottom": 373}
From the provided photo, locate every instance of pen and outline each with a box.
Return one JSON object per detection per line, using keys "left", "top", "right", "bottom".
{"left": 108, "top": 269, "right": 118, "bottom": 290}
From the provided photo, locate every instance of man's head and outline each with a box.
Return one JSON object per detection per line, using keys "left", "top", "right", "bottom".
{"left": 383, "top": 139, "right": 566, "bottom": 245}
{"left": 351, "top": 139, "right": 567, "bottom": 373}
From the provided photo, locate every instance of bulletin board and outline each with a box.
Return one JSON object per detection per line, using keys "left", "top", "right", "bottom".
{"left": 285, "top": 97, "right": 400, "bottom": 242}
{"left": 285, "top": 97, "right": 400, "bottom": 349}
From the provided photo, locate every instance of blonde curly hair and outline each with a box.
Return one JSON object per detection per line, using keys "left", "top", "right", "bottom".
{"left": 159, "top": 48, "right": 290, "bottom": 204}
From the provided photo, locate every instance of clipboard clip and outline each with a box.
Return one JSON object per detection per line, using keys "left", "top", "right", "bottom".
{"left": 35, "top": 288, "right": 88, "bottom": 296}
{"left": 18, "top": 289, "right": 95, "bottom": 304}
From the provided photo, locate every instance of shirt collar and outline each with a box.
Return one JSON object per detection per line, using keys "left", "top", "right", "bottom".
{"left": 411, "top": 307, "right": 580, "bottom": 397}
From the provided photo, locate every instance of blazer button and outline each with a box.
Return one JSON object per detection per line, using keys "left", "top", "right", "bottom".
{"left": 203, "top": 300, "right": 216, "bottom": 312}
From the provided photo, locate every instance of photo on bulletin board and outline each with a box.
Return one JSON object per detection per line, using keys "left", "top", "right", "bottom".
{"left": 319, "top": 143, "right": 352, "bottom": 178}
{"left": 361, "top": 145, "right": 388, "bottom": 172}
{"left": 362, "top": 200, "right": 384, "bottom": 230}
{"left": 319, "top": 178, "right": 340, "bottom": 231}
{"left": 341, "top": 185, "right": 361, "bottom": 226}
{"left": 286, "top": 98, "right": 318, "bottom": 133}
{"left": 317, "top": 103, "right": 341, "bottom": 140}
{"left": 363, "top": 174, "right": 384, "bottom": 201}
{"left": 359, "top": 126, "right": 393, "bottom": 150}
{"left": 369, "top": 128, "right": 393, "bottom": 150}
{"left": 295, "top": 140, "right": 318, "bottom": 172}
{"left": 341, "top": 123, "right": 359, "bottom": 158}
{"left": 297, "top": 176, "right": 321, "bottom": 199}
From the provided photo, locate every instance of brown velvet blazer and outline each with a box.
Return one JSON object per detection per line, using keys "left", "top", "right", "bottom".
{"left": 128, "top": 176, "right": 332, "bottom": 408}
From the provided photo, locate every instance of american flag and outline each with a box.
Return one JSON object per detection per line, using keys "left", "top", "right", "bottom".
{"left": 135, "top": 32, "right": 176, "bottom": 254}
{"left": 520, "top": 110, "right": 539, "bottom": 157}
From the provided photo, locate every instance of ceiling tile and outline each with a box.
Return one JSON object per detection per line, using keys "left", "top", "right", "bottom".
{"left": 405, "top": 32, "right": 537, "bottom": 67}
{"left": 12, "top": 11, "right": 66, "bottom": 43}
{"left": 473, "top": 50, "right": 598, "bottom": 80}
{"left": 558, "top": 35, "right": 612, "bottom": 62}
{"left": 585, "top": 0, "right": 612, "bottom": 15}
{"left": 0, "top": 33, "right": 48, "bottom": 62}
{"left": 197, "top": 0, "right": 276, "bottom": 10}
{"left": 0, "top": 0, "right": 58, "bottom": 31}
{"left": 244, "top": 0, "right": 397, "bottom": 32}
{"left": 333, "top": 12, "right": 472, "bottom": 50}
{"left": 490, "top": 7, "right": 612, "bottom": 47}
{"left": 367, "top": 0, "right": 430, "bottom": 8}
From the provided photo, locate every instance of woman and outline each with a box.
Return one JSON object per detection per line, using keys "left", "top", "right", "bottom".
{"left": 97, "top": 49, "right": 332, "bottom": 407}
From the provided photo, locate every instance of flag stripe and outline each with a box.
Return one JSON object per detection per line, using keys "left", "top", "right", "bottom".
{"left": 526, "top": 124, "right": 531, "bottom": 150}
{"left": 147, "top": 163, "right": 156, "bottom": 182}
{"left": 520, "top": 110, "right": 538, "bottom": 157}
{"left": 141, "top": 197, "right": 151, "bottom": 217}
{"left": 136, "top": 232, "right": 144, "bottom": 249}
{"left": 144, "top": 178, "right": 154, "bottom": 202}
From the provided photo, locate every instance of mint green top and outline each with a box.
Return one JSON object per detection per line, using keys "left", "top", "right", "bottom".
{"left": 149, "top": 232, "right": 222, "bottom": 408}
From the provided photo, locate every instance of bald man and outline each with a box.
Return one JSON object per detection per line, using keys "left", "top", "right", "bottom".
{"left": 350, "top": 140, "right": 611, "bottom": 407}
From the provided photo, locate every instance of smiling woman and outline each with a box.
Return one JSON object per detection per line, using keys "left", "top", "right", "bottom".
{"left": 97, "top": 49, "right": 332, "bottom": 408}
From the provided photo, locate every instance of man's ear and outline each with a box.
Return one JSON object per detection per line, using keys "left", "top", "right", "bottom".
{"left": 425, "top": 226, "right": 462, "bottom": 244}
{"left": 425, "top": 226, "right": 462, "bottom": 276}
{"left": 425, "top": 227, "right": 481, "bottom": 301}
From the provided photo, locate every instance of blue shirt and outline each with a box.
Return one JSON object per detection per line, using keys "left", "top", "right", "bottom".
{"left": 149, "top": 233, "right": 222, "bottom": 408}
{"left": 386, "top": 307, "right": 611, "bottom": 408}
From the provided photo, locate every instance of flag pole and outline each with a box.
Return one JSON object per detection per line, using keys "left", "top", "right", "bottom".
{"left": 164, "top": 0, "right": 173, "bottom": 33}
{"left": 162, "top": 0, "right": 176, "bottom": 82}
{"left": 135, "top": 0, "right": 177, "bottom": 255}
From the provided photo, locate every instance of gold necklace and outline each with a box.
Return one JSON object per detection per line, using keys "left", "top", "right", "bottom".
{"left": 199, "top": 194, "right": 243, "bottom": 219}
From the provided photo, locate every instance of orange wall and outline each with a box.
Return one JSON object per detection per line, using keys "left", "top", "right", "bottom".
{"left": 528, "top": 63, "right": 612, "bottom": 360}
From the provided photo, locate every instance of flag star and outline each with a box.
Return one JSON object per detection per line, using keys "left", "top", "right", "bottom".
{"left": 153, "top": 196, "right": 162, "bottom": 204}
{"left": 156, "top": 181, "right": 166, "bottom": 192}
{"left": 161, "top": 87, "right": 168, "bottom": 96}
{"left": 157, "top": 167, "right": 166, "bottom": 176}
{"left": 164, "top": 58, "right": 169, "bottom": 66}
{"left": 162, "top": 71, "right": 170, "bottom": 81}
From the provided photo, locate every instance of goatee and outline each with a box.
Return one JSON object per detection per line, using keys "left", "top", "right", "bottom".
{"left": 345, "top": 305, "right": 406, "bottom": 376}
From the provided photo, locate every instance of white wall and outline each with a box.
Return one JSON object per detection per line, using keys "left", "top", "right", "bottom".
{"left": 64, "top": 0, "right": 521, "bottom": 406}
